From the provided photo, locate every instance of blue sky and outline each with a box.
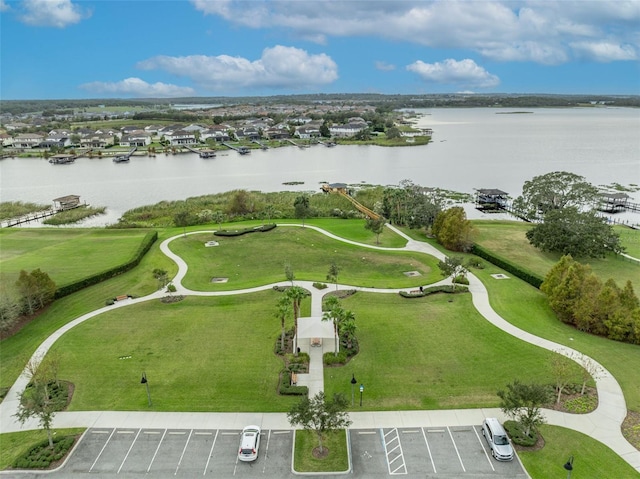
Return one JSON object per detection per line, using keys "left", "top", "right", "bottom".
{"left": 1, "top": 0, "right": 639, "bottom": 99}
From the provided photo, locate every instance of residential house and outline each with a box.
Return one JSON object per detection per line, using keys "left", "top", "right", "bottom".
{"left": 164, "top": 129, "right": 196, "bottom": 145}
{"left": 234, "top": 127, "right": 261, "bottom": 141}
{"left": 41, "top": 133, "right": 72, "bottom": 148}
{"left": 263, "top": 127, "right": 290, "bottom": 140}
{"left": 13, "top": 133, "right": 44, "bottom": 148}
{"left": 329, "top": 121, "right": 367, "bottom": 138}
{"left": 200, "top": 127, "right": 231, "bottom": 142}
{"left": 294, "top": 125, "right": 320, "bottom": 139}
{"left": 80, "top": 133, "right": 115, "bottom": 149}
{"left": 120, "top": 131, "right": 151, "bottom": 147}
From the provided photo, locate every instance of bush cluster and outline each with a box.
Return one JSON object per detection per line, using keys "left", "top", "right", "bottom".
{"left": 503, "top": 420, "right": 537, "bottom": 447}
{"left": 399, "top": 285, "right": 468, "bottom": 298}
{"left": 471, "top": 244, "right": 543, "bottom": 288}
{"left": 279, "top": 370, "right": 308, "bottom": 396}
{"left": 55, "top": 231, "right": 157, "bottom": 299}
{"left": 313, "top": 282, "right": 328, "bottom": 289}
{"left": 213, "top": 224, "right": 277, "bottom": 237}
{"left": 13, "top": 435, "right": 76, "bottom": 469}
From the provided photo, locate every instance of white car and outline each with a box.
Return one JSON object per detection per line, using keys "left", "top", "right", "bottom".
{"left": 238, "top": 425, "right": 261, "bottom": 462}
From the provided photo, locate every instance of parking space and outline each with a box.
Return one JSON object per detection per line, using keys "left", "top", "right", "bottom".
{"left": 58, "top": 425, "right": 527, "bottom": 478}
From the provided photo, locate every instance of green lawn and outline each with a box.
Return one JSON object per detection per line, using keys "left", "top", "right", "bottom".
{"left": 473, "top": 220, "right": 639, "bottom": 288}
{"left": 323, "top": 292, "right": 578, "bottom": 410}
{"left": 0, "top": 428, "right": 85, "bottom": 470}
{"left": 51, "top": 291, "right": 310, "bottom": 412}
{"left": 519, "top": 425, "right": 640, "bottom": 479}
{"left": 0, "top": 228, "right": 153, "bottom": 287}
{"left": 169, "top": 227, "right": 440, "bottom": 291}
{"left": 471, "top": 264, "right": 640, "bottom": 411}
{"left": 293, "top": 430, "right": 349, "bottom": 473}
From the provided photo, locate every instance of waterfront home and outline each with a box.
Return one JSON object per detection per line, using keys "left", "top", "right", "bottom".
{"left": 13, "top": 133, "right": 43, "bottom": 148}
{"left": 164, "top": 129, "right": 197, "bottom": 145}
{"left": 294, "top": 125, "right": 320, "bottom": 139}
{"left": 42, "top": 134, "right": 72, "bottom": 148}
{"left": 200, "top": 127, "right": 231, "bottom": 142}
{"left": 120, "top": 131, "right": 152, "bottom": 147}
{"left": 80, "top": 133, "right": 115, "bottom": 149}
{"left": 0, "top": 133, "right": 13, "bottom": 146}
{"left": 234, "top": 127, "right": 261, "bottom": 141}
{"left": 263, "top": 127, "right": 290, "bottom": 140}
{"left": 329, "top": 121, "right": 367, "bottom": 138}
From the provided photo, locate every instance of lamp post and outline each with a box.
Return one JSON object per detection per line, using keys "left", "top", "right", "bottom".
{"left": 141, "top": 372, "right": 152, "bottom": 406}
{"left": 563, "top": 455, "right": 574, "bottom": 479}
{"left": 350, "top": 374, "right": 357, "bottom": 406}
{"left": 359, "top": 383, "right": 364, "bottom": 407}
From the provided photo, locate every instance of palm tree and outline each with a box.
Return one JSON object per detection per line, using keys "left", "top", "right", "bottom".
{"left": 275, "top": 295, "right": 292, "bottom": 352}
{"left": 322, "top": 295, "right": 344, "bottom": 355}
{"left": 341, "top": 310, "right": 357, "bottom": 350}
{"left": 286, "top": 286, "right": 307, "bottom": 355}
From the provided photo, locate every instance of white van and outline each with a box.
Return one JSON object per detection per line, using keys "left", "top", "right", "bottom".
{"left": 481, "top": 418, "right": 514, "bottom": 461}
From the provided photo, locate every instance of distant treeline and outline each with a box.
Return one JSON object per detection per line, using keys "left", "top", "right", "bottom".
{"left": 2, "top": 93, "right": 639, "bottom": 116}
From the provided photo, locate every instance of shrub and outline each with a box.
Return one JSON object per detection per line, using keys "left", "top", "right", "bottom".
{"left": 399, "top": 285, "right": 468, "bottom": 298}
{"left": 13, "top": 435, "right": 76, "bottom": 469}
{"left": 465, "top": 257, "right": 485, "bottom": 269}
{"left": 214, "top": 224, "right": 277, "bottom": 237}
{"left": 313, "top": 282, "right": 328, "bottom": 289}
{"left": 323, "top": 350, "right": 349, "bottom": 366}
{"left": 503, "top": 420, "right": 537, "bottom": 447}
{"left": 279, "top": 370, "right": 308, "bottom": 396}
{"left": 454, "top": 275, "right": 469, "bottom": 285}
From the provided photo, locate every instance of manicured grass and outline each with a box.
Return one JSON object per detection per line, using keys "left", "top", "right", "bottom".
{"left": 51, "top": 292, "right": 310, "bottom": 412}
{"left": 518, "top": 425, "right": 639, "bottom": 479}
{"left": 293, "top": 429, "right": 349, "bottom": 473}
{"left": 473, "top": 220, "right": 639, "bottom": 287}
{"left": 169, "top": 227, "right": 440, "bottom": 291}
{"left": 0, "top": 428, "right": 85, "bottom": 470}
{"left": 323, "top": 292, "right": 577, "bottom": 410}
{"left": 471, "top": 264, "right": 640, "bottom": 411}
{"left": 618, "top": 225, "right": 640, "bottom": 258}
{"left": 0, "top": 228, "right": 153, "bottom": 287}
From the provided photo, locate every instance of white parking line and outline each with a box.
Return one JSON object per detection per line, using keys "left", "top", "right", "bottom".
{"left": 147, "top": 429, "right": 168, "bottom": 473}
{"left": 89, "top": 428, "right": 115, "bottom": 472}
{"left": 118, "top": 429, "right": 141, "bottom": 473}
{"left": 421, "top": 428, "right": 437, "bottom": 473}
{"left": 447, "top": 426, "right": 466, "bottom": 472}
{"left": 175, "top": 429, "right": 193, "bottom": 475}
{"left": 473, "top": 426, "right": 495, "bottom": 471}
{"left": 262, "top": 430, "right": 271, "bottom": 474}
{"left": 203, "top": 429, "right": 219, "bottom": 475}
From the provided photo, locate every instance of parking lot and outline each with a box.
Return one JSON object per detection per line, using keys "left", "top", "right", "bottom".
{"left": 45, "top": 426, "right": 528, "bottom": 478}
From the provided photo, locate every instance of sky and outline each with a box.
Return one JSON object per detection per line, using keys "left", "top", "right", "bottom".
{"left": 1, "top": 0, "right": 639, "bottom": 100}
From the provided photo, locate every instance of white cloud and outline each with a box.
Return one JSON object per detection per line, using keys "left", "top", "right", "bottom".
{"left": 137, "top": 45, "right": 338, "bottom": 91}
{"left": 19, "top": 0, "right": 89, "bottom": 28}
{"left": 406, "top": 58, "right": 500, "bottom": 89}
{"left": 189, "top": 1, "right": 640, "bottom": 64}
{"left": 570, "top": 41, "right": 637, "bottom": 62}
{"left": 79, "top": 78, "right": 195, "bottom": 98}
{"left": 375, "top": 61, "right": 396, "bottom": 72}
{"left": 0, "top": 0, "right": 10, "bottom": 12}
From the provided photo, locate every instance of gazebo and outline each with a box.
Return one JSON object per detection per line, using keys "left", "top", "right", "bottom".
{"left": 296, "top": 317, "right": 337, "bottom": 355}
{"left": 475, "top": 188, "right": 509, "bottom": 211}
{"left": 598, "top": 192, "right": 630, "bottom": 213}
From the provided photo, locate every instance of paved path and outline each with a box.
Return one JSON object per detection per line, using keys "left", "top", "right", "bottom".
{"left": 1, "top": 224, "right": 638, "bottom": 474}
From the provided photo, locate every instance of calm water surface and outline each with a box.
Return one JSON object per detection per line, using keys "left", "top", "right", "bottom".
{"left": 1, "top": 107, "right": 638, "bottom": 226}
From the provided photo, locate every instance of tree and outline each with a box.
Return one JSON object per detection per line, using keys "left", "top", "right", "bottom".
{"left": 287, "top": 391, "right": 352, "bottom": 455}
{"left": 275, "top": 295, "right": 292, "bottom": 352}
{"left": 437, "top": 256, "right": 467, "bottom": 291}
{"left": 15, "top": 269, "right": 56, "bottom": 316}
{"left": 513, "top": 171, "right": 600, "bottom": 220}
{"left": 525, "top": 207, "right": 623, "bottom": 258}
{"left": 551, "top": 353, "right": 576, "bottom": 405}
{"left": 497, "top": 380, "right": 549, "bottom": 437}
{"left": 15, "top": 354, "right": 61, "bottom": 448}
{"left": 364, "top": 217, "right": 385, "bottom": 244}
{"left": 385, "top": 126, "right": 401, "bottom": 139}
{"left": 0, "top": 289, "right": 21, "bottom": 334}
{"left": 322, "top": 295, "right": 344, "bottom": 355}
{"left": 174, "top": 210, "right": 194, "bottom": 237}
{"left": 152, "top": 268, "right": 169, "bottom": 289}
{"left": 294, "top": 194, "right": 311, "bottom": 227}
{"left": 284, "top": 261, "right": 295, "bottom": 285}
{"left": 320, "top": 121, "right": 330, "bottom": 138}
{"left": 432, "top": 207, "right": 475, "bottom": 252}
{"left": 286, "top": 286, "right": 307, "bottom": 355}
{"left": 213, "top": 211, "right": 225, "bottom": 231}
{"left": 228, "top": 190, "right": 253, "bottom": 216}
{"left": 326, "top": 261, "right": 340, "bottom": 290}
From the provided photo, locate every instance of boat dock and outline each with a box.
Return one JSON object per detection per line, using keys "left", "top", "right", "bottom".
{"left": 317, "top": 140, "right": 336, "bottom": 147}
{"left": 222, "top": 142, "right": 250, "bottom": 155}
{"left": 286, "top": 139, "right": 309, "bottom": 149}
{"left": 185, "top": 146, "right": 217, "bottom": 158}
{"left": 1, "top": 209, "right": 58, "bottom": 227}
{"left": 251, "top": 139, "right": 269, "bottom": 150}
{"left": 49, "top": 153, "right": 77, "bottom": 164}
{"left": 113, "top": 147, "right": 137, "bottom": 163}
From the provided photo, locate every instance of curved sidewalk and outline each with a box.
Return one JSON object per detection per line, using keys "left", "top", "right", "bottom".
{"left": 0, "top": 224, "right": 638, "bottom": 473}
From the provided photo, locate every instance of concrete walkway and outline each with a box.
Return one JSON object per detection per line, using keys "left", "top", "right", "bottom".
{"left": 1, "top": 224, "right": 638, "bottom": 473}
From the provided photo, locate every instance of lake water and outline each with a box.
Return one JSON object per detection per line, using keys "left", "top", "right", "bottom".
{"left": 1, "top": 107, "right": 639, "bottom": 227}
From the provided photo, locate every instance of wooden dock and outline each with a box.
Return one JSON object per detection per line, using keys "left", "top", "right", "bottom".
{"left": 251, "top": 139, "right": 269, "bottom": 150}
{"left": 185, "top": 146, "right": 217, "bottom": 158}
{"left": 222, "top": 142, "right": 250, "bottom": 155}
{"left": 113, "top": 147, "right": 137, "bottom": 163}
{"left": 1, "top": 209, "right": 58, "bottom": 227}
{"left": 286, "top": 139, "right": 310, "bottom": 149}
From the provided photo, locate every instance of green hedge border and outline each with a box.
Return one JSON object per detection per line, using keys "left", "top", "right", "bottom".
{"left": 214, "top": 224, "right": 277, "bottom": 237}
{"left": 471, "top": 244, "right": 543, "bottom": 289}
{"left": 399, "top": 284, "right": 468, "bottom": 298}
{"left": 54, "top": 230, "right": 158, "bottom": 299}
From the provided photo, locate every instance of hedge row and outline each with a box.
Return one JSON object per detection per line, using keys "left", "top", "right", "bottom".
{"left": 279, "top": 370, "right": 308, "bottom": 396}
{"left": 54, "top": 230, "right": 158, "bottom": 299}
{"left": 214, "top": 224, "right": 277, "bottom": 237}
{"left": 471, "top": 244, "right": 544, "bottom": 289}
{"left": 399, "top": 284, "right": 468, "bottom": 298}
{"left": 503, "top": 420, "right": 537, "bottom": 447}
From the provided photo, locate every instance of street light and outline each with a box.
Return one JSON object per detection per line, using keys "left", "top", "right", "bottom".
{"left": 141, "top": 372, "right": 152, "bottom": 406}
{"left": 563, "top": 455, "right": 574, "bottom": 479}
{"left": 359, "top": 383, "right": 364, "bottom": 407}
{"left": 350, "top": 374, "right": 357, "bottom": 406}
